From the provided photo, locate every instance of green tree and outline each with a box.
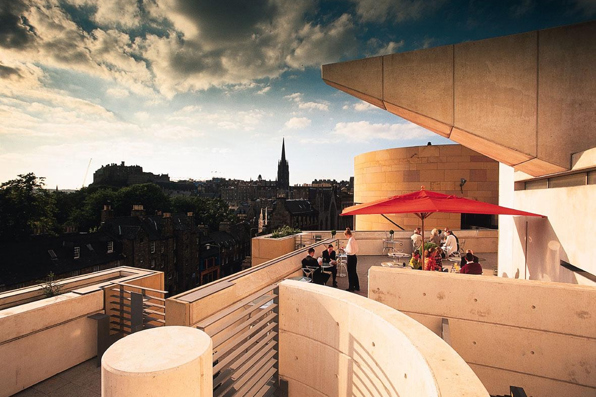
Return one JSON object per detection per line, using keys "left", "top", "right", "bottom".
{"left": 0, "top": 173, "right": 58, "bottom": 241}
{"left": 68, "top": 188, "right": 118, "bottom": 231}
{"left": 171, "top": 196, "right": 235, "bottom": 231}
{"left": 114, "top": 183, "right": 171, "bottom": 216}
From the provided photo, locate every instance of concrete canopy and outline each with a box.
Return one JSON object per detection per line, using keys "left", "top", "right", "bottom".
{"left": 322, "top": 21, "right": 596, "bottom": 177}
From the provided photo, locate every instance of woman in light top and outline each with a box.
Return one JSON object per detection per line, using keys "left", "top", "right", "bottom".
{"left": 429, "top": 228, "right": 441, "bottom": 247}
{"left": 343, "top": 228, "right": 360, "bottom": 292}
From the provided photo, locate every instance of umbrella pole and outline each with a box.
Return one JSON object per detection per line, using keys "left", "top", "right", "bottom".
{"left": 421, "top": 214, "right": 425, "bottom": 265}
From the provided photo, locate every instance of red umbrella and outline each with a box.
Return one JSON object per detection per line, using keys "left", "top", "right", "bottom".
{"left": 340, "top": 187, "right": 545, "bottom": 263}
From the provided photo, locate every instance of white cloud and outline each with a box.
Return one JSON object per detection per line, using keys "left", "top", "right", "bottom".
{"left": 284, "top": 93, "right": 302, "bottom": 102}
{"left": 332, "top": 121, "right": 433, "bottom": 143}
{"left": 285, "top": 117, "right": 311, "bottom": 129}
{"left": 257, "top": 86, "right": 271, "bottom": 95}
{"left": 285, "top": 92, "right": 329, "bottom": 111}
{"left": 343, "top": 102, "right": 378, "bottom": 112}
{"left": 134, "top": 111, "right": 150, "bottom": 121}
{"left": 106, "top": 87, "right": 130, "bottom": 98}
{"left": 368, "top": 39, "right": 405, "bottom": 56}
{"left": 299, "top": 102, "right": 329, "bottom": 111}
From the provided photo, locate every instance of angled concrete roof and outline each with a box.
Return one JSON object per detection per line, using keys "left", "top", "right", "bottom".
{"left": 322, "top": 21, "right": 596, "bottom": 177}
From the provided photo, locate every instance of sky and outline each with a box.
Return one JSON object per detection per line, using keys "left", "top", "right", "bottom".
{"left": 0, "top": 0, "right": 594, "bottom": 189}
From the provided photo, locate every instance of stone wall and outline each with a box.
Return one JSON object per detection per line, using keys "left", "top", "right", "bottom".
{"left": 354, "top": 144, "right": 499, "bottom": 231}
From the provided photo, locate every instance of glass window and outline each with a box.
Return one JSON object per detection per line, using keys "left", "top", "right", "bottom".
{"left": 74, "top": 247, "right": 80, "bottom": 259}
{"left": 151, "top": 242, "right": 156, "bottom": 254}
{"left": 107, "top": 241, "right": 114, "bottom": 253}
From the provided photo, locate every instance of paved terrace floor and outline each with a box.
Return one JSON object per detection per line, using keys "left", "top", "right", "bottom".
{"left": 13, "top": 252, "right": 498, "bottom": 396}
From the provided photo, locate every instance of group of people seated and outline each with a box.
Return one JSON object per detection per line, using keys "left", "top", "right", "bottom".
{"left": 301, "top": 244, "right": 338, "bottom": 286}
{"left": 408, "top": 227, "right": 482, "bottom": 274}
{"left": 411, "top": 227, "right": 459, "bottom": 257}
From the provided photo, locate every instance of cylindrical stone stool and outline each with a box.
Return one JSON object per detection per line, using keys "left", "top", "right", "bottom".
{"left": 102, "top": 326, "right": 212, "bottom": 397}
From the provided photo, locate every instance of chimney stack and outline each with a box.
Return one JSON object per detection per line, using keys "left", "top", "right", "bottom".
{"left": 101, "top": 204, "right": 114, "bottom": 224}
{"left": 219, "top": 221, "right": 231, "bottom": 233}
{"left": 131, "top": 204, "right": 145, "bottom": 218}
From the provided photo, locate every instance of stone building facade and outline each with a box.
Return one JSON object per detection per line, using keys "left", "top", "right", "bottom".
{"left": 354, "top": 144, "right": 499, "bottom": 231}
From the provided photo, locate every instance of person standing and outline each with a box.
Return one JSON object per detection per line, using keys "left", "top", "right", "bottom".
{"left": 343, "top": 228, "right": 359, "bottom": 292}
{"left": 322, "top": 244, "right": 338, "bottom": 287}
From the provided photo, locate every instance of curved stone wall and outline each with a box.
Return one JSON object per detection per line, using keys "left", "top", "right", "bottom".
{"left": 354, "top": 144, "right": 499, "bottom": 231}
{"left": 278, "top": 280, "right": 489, "bottom": 396}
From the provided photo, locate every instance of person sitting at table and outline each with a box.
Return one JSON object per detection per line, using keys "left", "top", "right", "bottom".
{"left": 302, "top": 248, "right": 330, "bottom": 285}
{"left": 444, "top": 227, "right": 460, "bottom": 251}
{"left": 423, "top": 248, "right": 438, "bottom": 271}
{"left": 322, "top": 244, "right": 338, "bottom": 287}
{"left": 460, "top": 251, "right": 483, "bottom": 274}
{"left": 411, "top": 228, "right": 422, "bottom": 251}
{"left": 409, "top": 250, "right": 422, "bottom": 269}
{"left": 460, "top": 250, "right": 478, "bottom": 267}
{"left": 443, "top": 230, "right": 458, "bottom": 257}
{"left": 429, "top": 228, "right": 441, "bottom": 247}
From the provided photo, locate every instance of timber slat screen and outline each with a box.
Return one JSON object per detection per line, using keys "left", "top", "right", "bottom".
{"left": 105, "top": 282, "right": 167, "bottom": 336}
{"left": 196, "top": 284, "right": 280, "bottom": 397}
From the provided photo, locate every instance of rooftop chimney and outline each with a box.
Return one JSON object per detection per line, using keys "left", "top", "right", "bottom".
{"left": 219, "top": 221, "right": 231, "bottom": 233}
{"left": 101, "top": 204, "right": 114, "bottom": 224}
{"left": 131, "top": 205, "right": 145, "bottom": 218}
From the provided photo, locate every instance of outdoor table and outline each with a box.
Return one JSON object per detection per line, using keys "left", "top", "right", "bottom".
{"left": 381, "top": 262, "right": 409, "bottom": 268}
{"left": 288, "top": 275, "right": 311, "bottom": 283}
{"left": 388, "top": 252, "right": 409, "bottom": 265}
{"left": 383, "top": 239, "right": 402, "bottom": 254}
{"left": 448, "top": 257, "right": 461, "bottom": 273}
{"left": 337, "top": 254, "right": 347, "bottom": 277}
{"left": 320, "top": 264, "right": 333, "bottom": 285}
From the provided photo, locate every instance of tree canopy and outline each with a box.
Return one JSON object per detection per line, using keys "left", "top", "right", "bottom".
{"left": 1, "top": 173, "right": 236, "bottom": 241}
{"left": 0, "top": 173, "right": 58, "bottom": 241}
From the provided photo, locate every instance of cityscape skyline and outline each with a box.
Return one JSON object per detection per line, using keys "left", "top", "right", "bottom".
{"left": 1, "top": 0, "right": 594, "bottom": 188}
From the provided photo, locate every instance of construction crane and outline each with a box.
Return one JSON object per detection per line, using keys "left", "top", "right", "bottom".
{"left": 82, "top": 158, "right": 92, "bottom": 188}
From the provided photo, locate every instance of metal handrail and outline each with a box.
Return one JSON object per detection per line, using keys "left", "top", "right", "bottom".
{"left": 104, "top": 283, "right": 167, "bottom": 337}
{"left": 197, "top": 284, "right": 279, "bottom": 396}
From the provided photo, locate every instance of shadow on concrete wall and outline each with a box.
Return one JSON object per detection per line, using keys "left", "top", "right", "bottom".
{"left": 348, "top": 335, "right": 399, "bottom": 397}
{"left": 511, "top": 217, "right": 577, "bottom": 284}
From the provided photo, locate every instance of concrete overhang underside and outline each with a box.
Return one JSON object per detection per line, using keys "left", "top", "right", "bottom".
{"left": 322, "top": 21, "right": 596, "bottom": 177}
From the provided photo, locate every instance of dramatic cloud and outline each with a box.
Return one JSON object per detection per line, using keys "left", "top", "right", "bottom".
{"left": 285, "top": 117, "right": 311, "bottom": 129}
{"left": 367, "top": 39, "right": 405, "bottom": 56}
{"left": 574, "top": 0, "right": 596, "bottom": 15}
{"left": 351, "top": 0, "right": 446, "bottom": 24}
{"left": 332, "top": 121, "right": 433, "bottom": 143}
{"left": 0, "top": 1, "right": 35, "bottom": 49}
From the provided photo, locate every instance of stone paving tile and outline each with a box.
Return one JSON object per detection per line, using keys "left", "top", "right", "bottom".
{"left": 12, "top": 359, "right": 100, "bottom": 397}
{"left": 30, "top": 375, "right": 70, "bottom": 395}
{"left": 46, "top": 381, "right": 98, "bottom": 397}
{"left": 12, "top": 388, "right": 47, "bottom": 397}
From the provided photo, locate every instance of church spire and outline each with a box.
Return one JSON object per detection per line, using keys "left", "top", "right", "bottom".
{"left": 277, "top": 138, "right": 289, "bottom": 192}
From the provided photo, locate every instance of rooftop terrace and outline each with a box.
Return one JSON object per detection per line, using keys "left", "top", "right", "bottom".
{"left": 2, "top": 231, "right": 594, "bottom": 397}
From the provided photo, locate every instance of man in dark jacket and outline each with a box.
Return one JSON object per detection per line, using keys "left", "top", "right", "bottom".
{"left": 302, "top": 248, "right": 330, "bottom": 285}
{"left": 322, "top": 244, "right": 338, "bottom": 287}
